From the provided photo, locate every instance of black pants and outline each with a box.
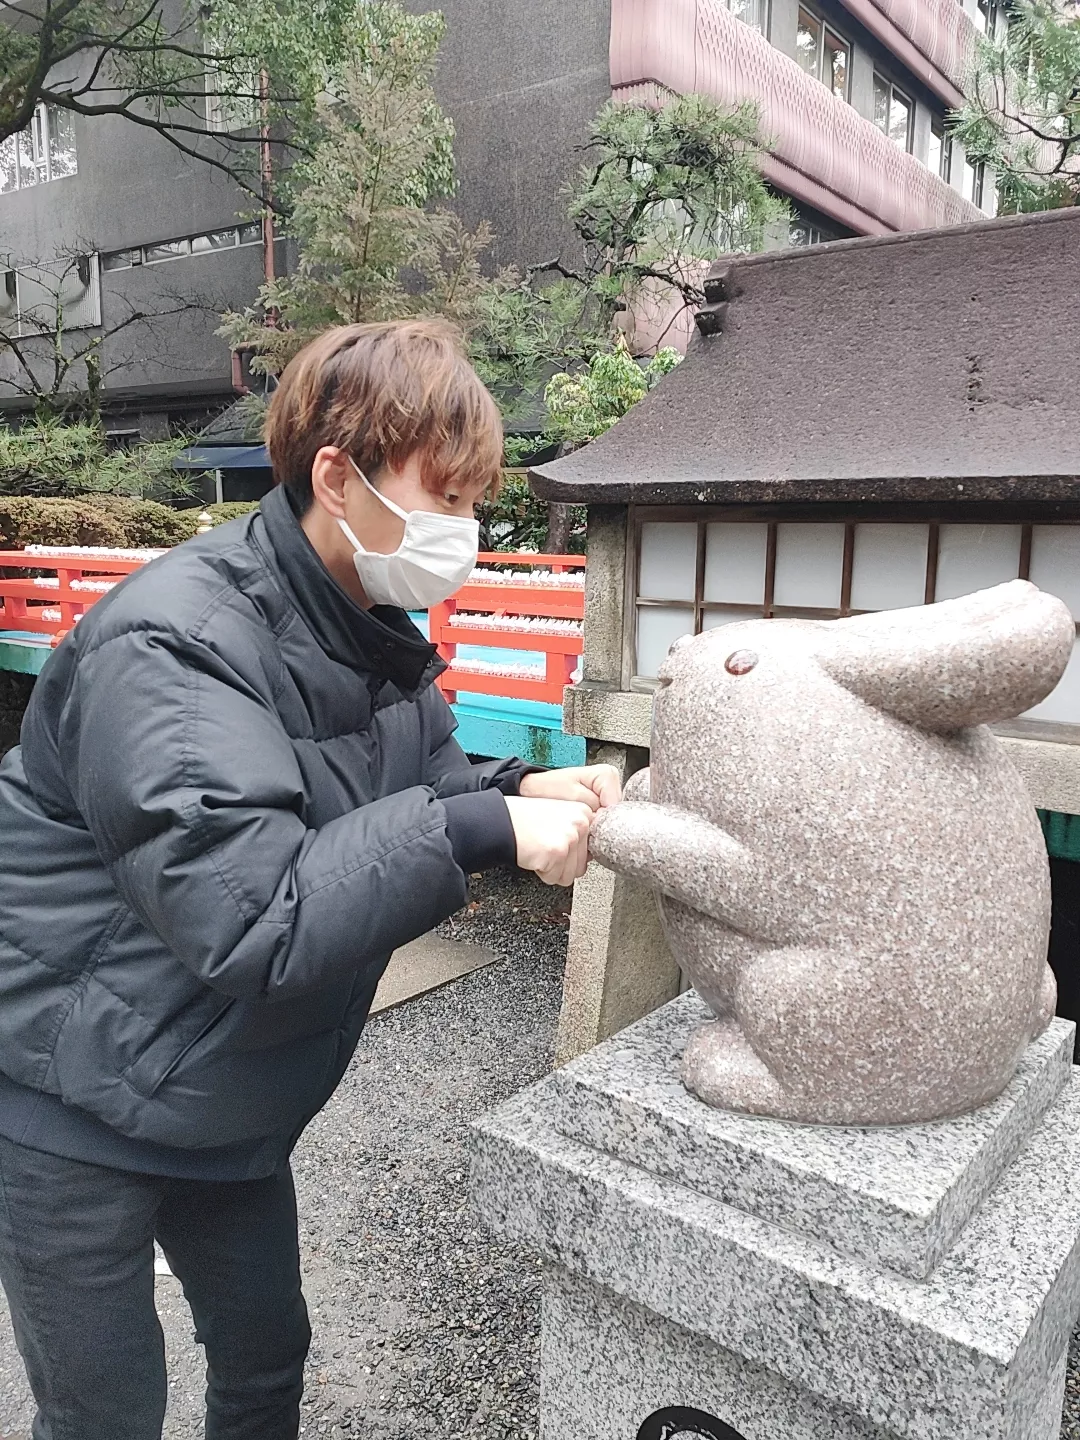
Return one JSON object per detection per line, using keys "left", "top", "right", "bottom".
{"left": 0, "top": 1135, "right": 310, "bottom": 1440}
{"left": 1050, "top": 857, "right": 1080, "bottom": 1062}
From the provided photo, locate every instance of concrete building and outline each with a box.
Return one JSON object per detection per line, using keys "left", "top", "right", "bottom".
{"left": 0, "top": 87, "right": 281, "bottom": 438}
{"left": 0, "top": 0, "right": 995, "bottom": 433}
{"left": 433, "top": 0, "right": 993, "bottom": 269}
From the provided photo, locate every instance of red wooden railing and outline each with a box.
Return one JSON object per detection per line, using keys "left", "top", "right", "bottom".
{"left": 429, "top": 552, "right": 586, "bottom": 705}
{"left": 0, "top": 550, "right": 588, "bottom": 709}
{"left": 0, "top": 548, "right": 160, "bottom": 644}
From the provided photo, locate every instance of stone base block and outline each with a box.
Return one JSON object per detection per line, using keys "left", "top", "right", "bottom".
{"left": 470, "top": 997, "right": 1080, "bottom": 1440}
{"left": 538, "top": 1266, "right": 1069, "bottom": 1440}
{"left": 553, "top": 993, "right": 1075, "bottom": 1279}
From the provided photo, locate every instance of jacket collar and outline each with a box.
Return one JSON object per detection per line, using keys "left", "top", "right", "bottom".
{"left": 256, "top": 483, "right": 442, "bottom": 694}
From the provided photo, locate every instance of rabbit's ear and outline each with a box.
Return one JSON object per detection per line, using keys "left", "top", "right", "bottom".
{"left": 819, "top": 581, "right": 1074, "bottom": 732}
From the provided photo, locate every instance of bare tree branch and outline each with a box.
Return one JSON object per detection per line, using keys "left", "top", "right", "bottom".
{"left": 525, "top": 257, "right": 589, "bottom": 285}
{"left": 34, "top": 85, "right": 280, "bottom": 206}
{"left": 0, "top": 245, "right": 228, "bottom": 416}
{"left": 0, "top": 0, "right": 310, "bottom": 203}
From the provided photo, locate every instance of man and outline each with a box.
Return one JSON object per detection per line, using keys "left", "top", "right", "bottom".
{"left": 0, "top": 318, "right": 619, "bottom": 1439}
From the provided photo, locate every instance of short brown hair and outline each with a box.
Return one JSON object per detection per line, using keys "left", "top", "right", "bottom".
{"left": 264, "top": 318, "right": 503, "bottom": 509}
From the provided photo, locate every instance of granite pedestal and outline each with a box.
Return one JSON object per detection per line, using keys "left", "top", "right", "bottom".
{"left": 470, "top": 993, "right": 1080, "bottom": 1440}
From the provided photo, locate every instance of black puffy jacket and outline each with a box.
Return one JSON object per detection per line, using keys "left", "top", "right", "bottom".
{"left": 0, "top": 485, "right": 528, "bottom": 1162}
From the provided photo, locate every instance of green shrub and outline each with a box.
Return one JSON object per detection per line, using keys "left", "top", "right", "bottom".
{"left": 71, "top": 495, "right": 197, "bottom": 548}
{"left": 205, "top": 501, "right": 260, "bottom": 527}
{"left": 479, "top": 470, "right": 585, "bottom": 554}
{"left": 0, "top": 497, "right": 131, "bottom": 548}
{"left": 544, "top": 342, "right": 682, "bottom": 450}
{"left": 157, "top": 502, "right": 260, "bottom": 545}
{"left": 0, "top": 496, "right": 260, "bottom": 550}
{"left": 0, "top": 417, "right": 192, "bottom": 502}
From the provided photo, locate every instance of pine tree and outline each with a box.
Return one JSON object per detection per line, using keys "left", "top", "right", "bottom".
{"left": 952, "top": 0, "right": 1080, "bottom": 211}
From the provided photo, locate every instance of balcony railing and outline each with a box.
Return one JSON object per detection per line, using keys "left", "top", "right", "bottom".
{"left": 846, "top": 0, "right": 975, "bottom": 104}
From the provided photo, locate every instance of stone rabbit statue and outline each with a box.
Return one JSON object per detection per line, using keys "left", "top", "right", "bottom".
{"left": 589, "top": 581, "right": 1074, "bottom": 1125}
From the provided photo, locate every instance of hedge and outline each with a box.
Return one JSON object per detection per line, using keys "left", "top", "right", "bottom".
{"left": 0, "top": 497, "right": 259, "bottom": 550}
{"left": 0, "top": 486, "right": 580, "bottom": 555}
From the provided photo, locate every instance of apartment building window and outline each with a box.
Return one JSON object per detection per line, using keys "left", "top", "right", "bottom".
{"left": 0, "top": 269, "right": 16, "bottom": 324}
{"left": 102, "top": 223, "right": 264, "bottom": 271}
{"left": 977, "top": 0, "right": 1010, "bottom": 40}
{"left": 205, "top": 58, "right": 260, "bottom": 133}
{"left": 0, "top": 104, "right": 77, "bottom": 193}
{"left": 789, "top": 214, "right": 841, "bottom": 246}
{"left": 796, "top": 7, "right": 851, "bottom": 100}
{"left": 927, "top": 120, "right": 953, "bottom": 180}
{"left": 873, "top": 76, "right": 914, "bottom": 152}
{"left": 192, "top": 229, "right": 243, "bottom": 253}
{"left": 727, "top": 0, "right": 769, "bottom": 34}
{"left": 0, "top": 256, "right": 101, "bottom": 333}
{"left": 962, "top": 158, "right": 995, "bottom": 210}
{"left": 961, "top": 158, "right": 975, "bottom": 205}
{"left": 145, "top": 239, "right": 191, "bottom": 264}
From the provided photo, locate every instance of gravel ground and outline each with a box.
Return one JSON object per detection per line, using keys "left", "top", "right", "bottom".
{"left": 2, "top": 866, "right": 1080, "bottom": 1440}
{"left": 1063, "top": 1330, "right": 1080, "bottom": 1440}
{"left": 290, "top": 869, "right": 570, "bottom": 1440}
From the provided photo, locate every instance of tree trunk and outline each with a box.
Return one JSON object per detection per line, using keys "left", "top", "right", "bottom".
{"left": 545, "top": 502, "right": 572, "bottom": 554}
{"left": 84, "top": 352, "right": 102, "bottom": 423}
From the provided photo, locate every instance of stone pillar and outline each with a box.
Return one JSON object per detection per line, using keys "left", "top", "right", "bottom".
{"left": 556, "top": 741, "right": 681, "bottom": 1066}
{"left": 473, "top": 993, "right": 1080, "bottom": 1440}
{"left": 578, "top": 505, "right": 627, "bottom": 689}
{"left": 557, "top": 505, "right": 679, "bottom": 1064}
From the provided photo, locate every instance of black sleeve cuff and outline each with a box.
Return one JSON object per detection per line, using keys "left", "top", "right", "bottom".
{"left": 442, "top": 788, "right": 517, "bottom": 873}
{"left": 487, "top": 761, "right": 548, "bottom": 797}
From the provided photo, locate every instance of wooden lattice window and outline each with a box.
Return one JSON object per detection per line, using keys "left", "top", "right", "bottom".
{"left": 630, "top": 518, "right": 1080, "bottom": 726}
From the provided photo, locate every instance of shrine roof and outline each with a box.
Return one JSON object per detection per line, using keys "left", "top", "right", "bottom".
{"left": 529, "top": 207, "right": 1080, "bottom": 509}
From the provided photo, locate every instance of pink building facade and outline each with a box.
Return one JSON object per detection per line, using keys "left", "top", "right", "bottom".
{"left": 610, "top": 0, "right": 991, "bottom": 242}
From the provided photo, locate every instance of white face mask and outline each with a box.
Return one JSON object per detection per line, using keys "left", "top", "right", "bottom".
{"left": 337, "top": 459, "right": 480, "bottom": 609}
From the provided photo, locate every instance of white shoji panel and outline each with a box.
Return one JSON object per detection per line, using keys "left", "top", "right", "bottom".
{"left": 636, "top": 606, "right": 695, "bottom": 677}
{"left": 703, "top": 523, "right": 768, "bottom": 604}
{"left": 1025, "top": 638, "right": 1080, "bottom": 724}
{"left": 773, "top": 523, "right": 846, "bottom": 609}
{"left": 1029, "top": 527, "right": 1080, "bottom": 620}
{"left": 639, "top": 523, "right": 697, "bottom": 601}
{"left": 850, "top": 524, "right": 928, "bottom": 612}
{"left": 702, "top": 606, "right": 763, "bottom": 630}
{"left": 935, "top": 525, "right": 1021, "bottom": 601}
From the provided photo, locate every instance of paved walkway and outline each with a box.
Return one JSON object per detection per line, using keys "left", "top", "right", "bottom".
{"left": 370, "top": 932, "right": 497, "bottom": 1015}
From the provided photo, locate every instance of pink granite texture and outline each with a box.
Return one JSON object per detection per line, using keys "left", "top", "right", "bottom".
{"left": 589, "top": 581, "right": 1074, "bottom": 1125}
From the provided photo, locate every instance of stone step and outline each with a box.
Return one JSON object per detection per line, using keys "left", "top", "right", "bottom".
{"left": 551, "top": 991, "right": 1074, "bottom": 1279}
{"left": 371, "top": 933, "right": 497, "bottom": 1015}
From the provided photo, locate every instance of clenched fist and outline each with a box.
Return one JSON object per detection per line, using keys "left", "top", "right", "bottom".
{"left": 503, "top": 796, "right": 594, "bottom": 887}
{"left": 517, "top": 764, "right": 622, "bottom": 811}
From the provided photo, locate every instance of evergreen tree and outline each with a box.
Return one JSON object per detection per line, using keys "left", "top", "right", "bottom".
{"left": 545, "top": 93, "right": 786, "bottom": 338}
{"left": 953, "top": 0, "right": 1080, "bottom": 211}
{"left": 218, "top": 5, "right": 517, "bottom": 375}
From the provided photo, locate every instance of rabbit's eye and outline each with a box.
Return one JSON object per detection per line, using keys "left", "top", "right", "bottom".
{"left": 725, "top": 650, "right": 758, "bottom": 676}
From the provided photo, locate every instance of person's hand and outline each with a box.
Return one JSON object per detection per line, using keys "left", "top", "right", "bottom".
{"left": 504, "top": 796, "right": 594, "bottom": 887}
{"left": 517, "top": 764, "right": 622, "bottom": 812}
